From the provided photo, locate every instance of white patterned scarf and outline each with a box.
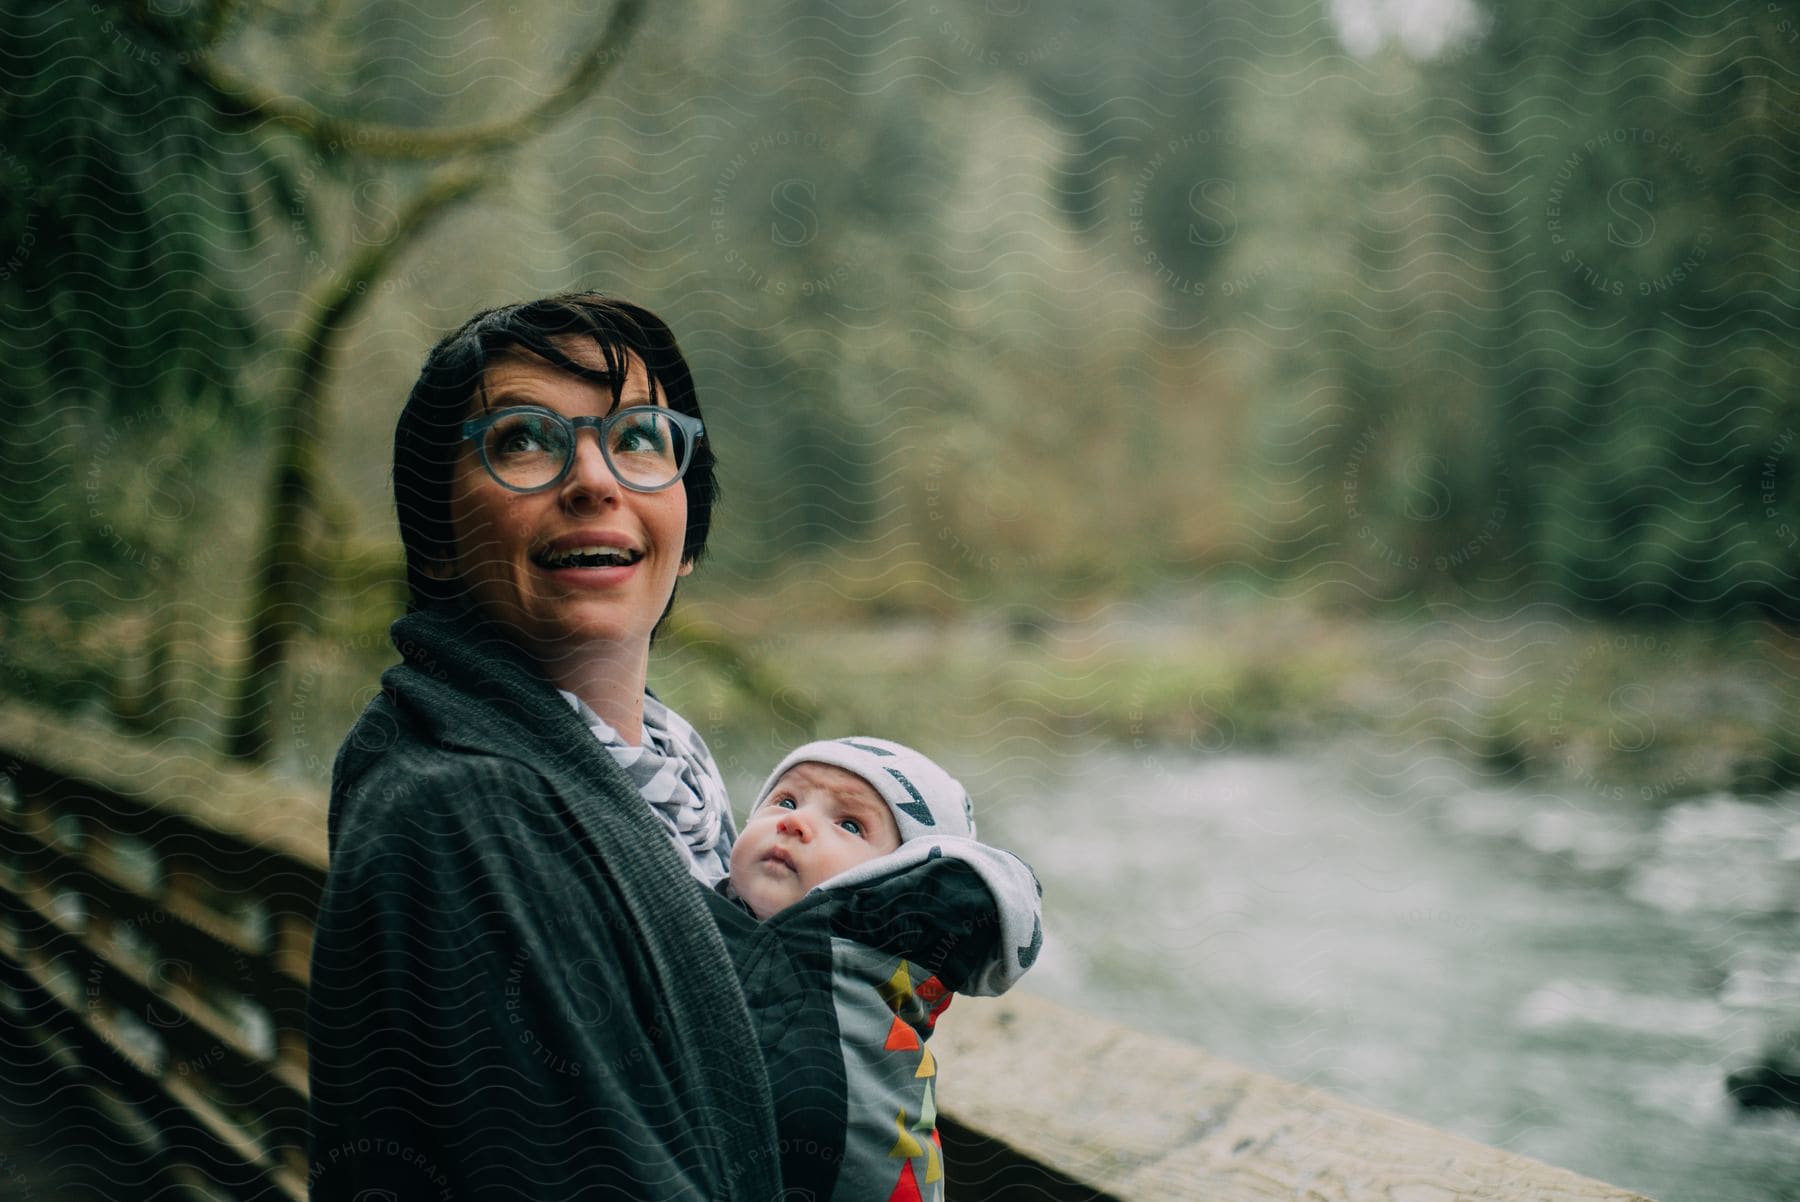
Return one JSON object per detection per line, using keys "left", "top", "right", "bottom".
{"left": 558, "top": 689, "right": 736, "bottom": 887}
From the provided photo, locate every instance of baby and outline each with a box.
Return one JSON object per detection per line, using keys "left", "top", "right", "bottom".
{"left": 712, "top": 738, "right": 1042, "bottom": 1202}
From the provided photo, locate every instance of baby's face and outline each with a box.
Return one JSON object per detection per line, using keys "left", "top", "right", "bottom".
{"left": 730, "top": 762, "right": 902, "bottom": 919}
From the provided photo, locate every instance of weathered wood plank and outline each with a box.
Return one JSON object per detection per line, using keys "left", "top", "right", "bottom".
{"left": 931, "top": 993, "right": 1657, "bottom": 1202}
{"left": 0, "top": 701, "right": 328, "bottom": 872}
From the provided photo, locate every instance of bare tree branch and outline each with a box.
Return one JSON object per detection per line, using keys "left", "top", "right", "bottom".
{"left": 189, "top": 0, "right": 645, "bottom": 161}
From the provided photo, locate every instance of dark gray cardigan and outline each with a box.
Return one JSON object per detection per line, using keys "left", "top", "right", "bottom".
{"left": 306, "top": 604, "right": 780, "bottom": 1201}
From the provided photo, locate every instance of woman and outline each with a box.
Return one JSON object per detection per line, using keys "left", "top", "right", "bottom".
{"left": 306, "top": 294, "right": 781, "bottom": 1201}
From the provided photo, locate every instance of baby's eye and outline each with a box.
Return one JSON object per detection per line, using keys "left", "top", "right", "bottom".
{"left": 838, "top": 817, "right": 864, "bottom": 836}
{"left": 773, "top": 796, "right": 796, "bottom": 810}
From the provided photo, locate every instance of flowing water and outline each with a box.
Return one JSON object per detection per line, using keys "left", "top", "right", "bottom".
{"left": 945, "top": 743, "right": 1800, "bottom": 1202}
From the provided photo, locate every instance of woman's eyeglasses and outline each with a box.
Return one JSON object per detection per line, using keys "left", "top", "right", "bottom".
{"left": 462, "top": 405, "right": 704, "bottom": 494}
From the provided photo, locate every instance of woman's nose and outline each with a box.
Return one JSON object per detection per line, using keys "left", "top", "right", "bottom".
{"left": 560, "top": 430, "right": 622, "bottom": 504}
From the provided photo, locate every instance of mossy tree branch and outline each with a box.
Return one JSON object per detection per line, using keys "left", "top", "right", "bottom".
{"left": 224, "top": 162, "right": 497, "bottom": 761}
{"left": 216, "top": 0, "right": 649, "bottom": 762}
{"left": 186, "top": 0, "right": 645, "bottom": 161}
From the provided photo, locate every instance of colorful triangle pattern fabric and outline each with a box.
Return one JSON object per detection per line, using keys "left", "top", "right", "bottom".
{"left": 913, "top": 1079, "right": 937, "bottom": 1131}
{"left": 923, "top": 1131, "right": 943, "bottom": 1185}
{"left": 889, "top": 1109, "right": 924, "bottom": 1159}
{"left": 884, "top": 1015, "right": 921, "bottom": 1051}
{"left": 886, "top": 1160, "right": 922, "bottom": 1202}
{"left": 879, "top": 962, "right": 914, "bottom": 1015}
{"left": 916, "top": 975, "right": 953, "bottom": 1028}
{"left": 914, "top": 1043, "right": 936, "bottom": 1078}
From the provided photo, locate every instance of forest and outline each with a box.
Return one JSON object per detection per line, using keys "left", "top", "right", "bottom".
{"left": 2, "top": 0, "right": 1797, "bottom": 796}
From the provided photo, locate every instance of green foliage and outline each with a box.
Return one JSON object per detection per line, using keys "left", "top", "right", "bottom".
{"left": 0, "top": 2, "right": 259, "bottom": 407}
{"left": 656, "top": 588, "right": 1800, "bottom": 803}
{"left": 1481, "top": 0, "right": 1800, "bottom": 619}
{"left": 0, "top": 2, "right": 267, "bottom": 619}
{"left": 1229, "top": 0, "right": 1800, "bottom": 618}
{"left": 7, "top": 0, "right": 1799, "bottom": 777}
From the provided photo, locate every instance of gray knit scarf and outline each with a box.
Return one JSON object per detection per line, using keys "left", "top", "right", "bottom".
{"left": 559, "top": 689, "right": 735, "bottom": 887}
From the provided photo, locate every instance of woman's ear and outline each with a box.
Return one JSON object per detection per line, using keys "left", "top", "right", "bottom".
{"left": 677, "top": 558, "right": 695, "bottom": 578}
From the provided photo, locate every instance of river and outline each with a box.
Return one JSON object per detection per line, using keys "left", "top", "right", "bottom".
{"left": 937, "top": 741, "right": 1800, "bottom": 1202}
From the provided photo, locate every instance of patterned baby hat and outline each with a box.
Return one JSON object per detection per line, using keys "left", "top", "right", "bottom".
{"left": 751, "top": 736, "right": 976, "bottom": 843}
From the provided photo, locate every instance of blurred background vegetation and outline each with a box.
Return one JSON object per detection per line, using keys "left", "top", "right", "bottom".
{"left": 2, "top": 0, "right": 1797, "bottom": 800}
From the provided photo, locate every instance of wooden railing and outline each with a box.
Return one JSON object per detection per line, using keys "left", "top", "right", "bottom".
{"left": 0, "top": 702, "right": 325, "bottom": 1201}
{"left": 0, "top": 700, "right": 1654, "bottom": 1202}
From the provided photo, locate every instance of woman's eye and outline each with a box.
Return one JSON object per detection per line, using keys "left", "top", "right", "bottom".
{"left": 611, "top": 411, "right": 671, "bottom": 454}
{"left": 488, "top": 413, "right": 564, "bottom": 458}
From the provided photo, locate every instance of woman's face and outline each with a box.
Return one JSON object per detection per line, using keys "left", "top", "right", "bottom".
{"left": 444, "top": 340, "right": 691, "bottom": 669}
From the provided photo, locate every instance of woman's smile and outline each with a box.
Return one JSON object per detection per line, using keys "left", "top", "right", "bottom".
{"left": 534, "top": 532, "right": 645, "bottom": 571}
{"left": 534, "top": 529, "right": 647, "bottom": 577}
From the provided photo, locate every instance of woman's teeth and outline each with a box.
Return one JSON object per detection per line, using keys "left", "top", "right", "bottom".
{"left": 540, "top": 546, "right": 641, "bottom": 568}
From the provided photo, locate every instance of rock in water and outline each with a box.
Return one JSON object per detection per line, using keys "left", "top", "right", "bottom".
{"left": 1726, "top": 1037, "right": 1800, "bottom": 1112}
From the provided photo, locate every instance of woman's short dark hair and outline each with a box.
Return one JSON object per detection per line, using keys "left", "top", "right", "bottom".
{"left": 393, "top": 292, "right": 715, "bottom": 612}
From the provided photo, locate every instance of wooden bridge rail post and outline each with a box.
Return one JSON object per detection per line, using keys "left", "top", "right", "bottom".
{"left": 0, "top": 700, "right": 1655, "bottom": 1202}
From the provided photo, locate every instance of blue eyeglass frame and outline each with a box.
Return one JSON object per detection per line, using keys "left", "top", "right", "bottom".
{"left": 461, "top": 404, "right": 706, "bottom": 494}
